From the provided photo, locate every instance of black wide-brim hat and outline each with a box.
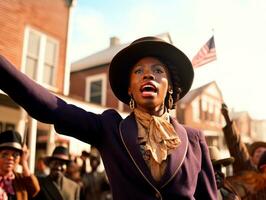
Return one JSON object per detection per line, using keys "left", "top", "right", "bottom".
{"left": 44, "top": 146, "right": 70, "bottom": 165}
{"left": 0, "top": 130, "right": 22, "bottom": 152}
{"left": 109, "top": 36, "right": 194, "bottom": 105}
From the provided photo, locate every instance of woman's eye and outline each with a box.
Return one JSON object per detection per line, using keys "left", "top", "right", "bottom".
{"left": 134, "top": 68, "right": 142, "bottom": 74}
{"left": 154, "top": 68, "right": 164, "bottom": 74}
{"left": 153, "top": 65, "right": 165, "bottom": 74}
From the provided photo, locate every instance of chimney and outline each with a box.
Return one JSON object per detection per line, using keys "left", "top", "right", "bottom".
{"left": 110, "top": 36, "right": 120, "bottom": 47}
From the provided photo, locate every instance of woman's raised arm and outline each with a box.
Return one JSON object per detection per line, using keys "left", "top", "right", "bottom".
{"left": 0, "top": 55, "right": 102, "bottom": 142}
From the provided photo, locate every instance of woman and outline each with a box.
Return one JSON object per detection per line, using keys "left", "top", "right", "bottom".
{"left": 0, "top": 37, "right": 217, "bottom": 199}
{"left": 0, "top": 130, "right": 40, "bottom": 199}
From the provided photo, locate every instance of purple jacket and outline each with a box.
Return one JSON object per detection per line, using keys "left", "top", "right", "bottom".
{"left": 0, "top": 55, "right": 217, "bottom": 200}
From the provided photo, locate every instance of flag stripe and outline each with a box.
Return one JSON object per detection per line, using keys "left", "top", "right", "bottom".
{"left": 192, "top": 36, "right": 217, "bottom": 68}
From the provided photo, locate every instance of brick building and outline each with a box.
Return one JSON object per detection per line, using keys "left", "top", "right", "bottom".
{"left": 0, "top": 0, "right": 81, "bottom": 172}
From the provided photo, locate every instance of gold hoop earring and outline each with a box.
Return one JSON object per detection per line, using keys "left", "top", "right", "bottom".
{"left": 129, "top": 97, "right": 135, "bottom": 110}
{"left": 168, "top": 89, "right": 173, "bottom": 109}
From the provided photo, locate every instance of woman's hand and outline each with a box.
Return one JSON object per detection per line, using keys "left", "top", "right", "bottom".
{"left": 221, "top": 103, "right": 231, "bottom": 124}
{"left": 21, "top": 144, "right": 31, "bottom": 176}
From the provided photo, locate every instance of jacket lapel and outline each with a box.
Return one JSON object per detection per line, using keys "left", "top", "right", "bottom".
{"left": 119, "top": 113, "right": 157, "bottom": 186}
{"left": 159, "top": 117, "right": 188, "bottom": 188}
{"left": 39, "top": 176, "right": 64, "bottom": 200}
{"left": 119, "top": 113, "right": 188, "bottom": 189}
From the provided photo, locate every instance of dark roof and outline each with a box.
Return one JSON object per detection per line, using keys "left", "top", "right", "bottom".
{"left": 71, "top": 33, "right": 172, "bottom": 72}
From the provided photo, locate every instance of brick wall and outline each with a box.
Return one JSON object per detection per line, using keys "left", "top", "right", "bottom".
{"left": 70, "top": 64, "right": 120, "bottom": 108}
{"left": 0, "top": 0, "right": 70, "bottom": 93}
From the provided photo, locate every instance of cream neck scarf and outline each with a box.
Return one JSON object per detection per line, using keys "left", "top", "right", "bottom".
{"left": 134, "top": 108, "right": 181, "bottom": 164}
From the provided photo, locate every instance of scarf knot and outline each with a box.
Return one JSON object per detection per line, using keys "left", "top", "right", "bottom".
{"left": 134, "top": 108, "right": 181, "bottom": 164}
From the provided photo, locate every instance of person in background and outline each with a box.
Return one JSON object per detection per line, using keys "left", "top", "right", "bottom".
{"left": 221, "top": 103, "right": 266, "bottom": 173}
{"left": 81, "top": 147, "right": 112, "bottom": 200}
{"left": 208, "top": 146, "right": 240, "bottom": 200}
{"left": 0, "top": 36, "right": 217, "bottom": 199}
{"left": 258, "top": 151, "right": 266, "bottom": 173}
{"left": 35, "top": 156, "right": 49, "bottom": 177}
{"left": 226, "top": 151, "right": 266, "bottom": 199}
{"left": 0, "top": 130, "right": 40, "bottom": 199}
{"left": 65, "top": 159, "right": 83, "bottom": 186}
{"left": 33, "top": 146, "right": 80, "bottom": 200}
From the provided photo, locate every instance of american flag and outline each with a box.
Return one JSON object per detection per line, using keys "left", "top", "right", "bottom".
{"left": 192, "top": 36, "right": 217, "bottom": 68}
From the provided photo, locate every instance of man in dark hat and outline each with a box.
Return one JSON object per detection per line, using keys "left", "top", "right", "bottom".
{"left": 33, "top": 146, "right": 80, "bottom": 200}
{"left": 0, "top": 130, "right": 40, "bottom": 199}
{"left": 221, "top": 103, "right": 266, "bottom": 173}
{"left": 208, "top": 146, "right": 240, "bottom": 200}
{"left": 0, "top": 36, "right": 217, "bottom": 199}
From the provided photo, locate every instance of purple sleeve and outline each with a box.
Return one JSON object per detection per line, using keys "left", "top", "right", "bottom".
{"left": 0, "top": 55, "right": 102, "bottom": 143}
{"left": 194, "top": 130, "right": 218, "bottom": 200}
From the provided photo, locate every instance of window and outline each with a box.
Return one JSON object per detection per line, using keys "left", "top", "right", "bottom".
{"left": 0, "top": 122, "right": 15, "bottom": 132}
{"left": 25, "top": 31, "right": 40, "bottom": 79}
{"left": 22, "top": 27, "right": 59, "bottom": 88}
{"left": 85, "top": 74, "right": 107, "bottom": 106}
{"left": 192, "top": 99, "right": 200, "bottom": 122}
{"left": 43, "top": 39, "right": 57, "bottom": 86}
{"left": 201, "top": 99, "right": 208, "bottom": 120}
{"left": 90, "top": 80, "right": 102, "bottom": 104}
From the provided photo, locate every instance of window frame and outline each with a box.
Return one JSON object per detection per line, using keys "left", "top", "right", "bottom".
{"left": 85, "top": 73, "right": 107, "bottom": 106}
{"left": 21, "top": 27, "right": 59, "bottom": 91}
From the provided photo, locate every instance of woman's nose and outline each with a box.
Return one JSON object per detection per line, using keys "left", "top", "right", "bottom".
{"left": 143, "top": 70, "right": 155, "bottom": 80}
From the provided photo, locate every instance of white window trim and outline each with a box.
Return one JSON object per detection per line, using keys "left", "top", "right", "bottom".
{"left": 21, "top": 26, "right": 59, "bottom": 92}
{"left": 85, "top": 73, "right": 107, "bottom": 106}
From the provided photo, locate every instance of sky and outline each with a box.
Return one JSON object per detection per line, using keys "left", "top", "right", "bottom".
{"left": 69, "top": 0, "right": 266, "bottom": 120}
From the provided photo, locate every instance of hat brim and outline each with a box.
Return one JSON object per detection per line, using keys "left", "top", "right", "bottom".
{"left": 212, "top": 157, "right": 235, "bottom": 167}
{"left": 0, "top": 142, "right": 22, "bottom": 152}
{"left": 44, "top": 156, "right": 70, "bottom": 165}
{"left": 109, "top": 40, "right": 194, "bottom": 105}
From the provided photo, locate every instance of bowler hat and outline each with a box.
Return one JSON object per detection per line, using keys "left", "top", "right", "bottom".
{"left": 208, "top": 146, "right": 235, "bottom": 166}
{"left": 0, "top": 130, "right": 22, "bottom": 152}
{"left": 248, "top": 141, "right": 266, "bottom": 156}
{"left": 45, "top": 146, "right": 70, "bottom": 165}
{"left": 109, "top": 36, "right": 194, "bottom": 107}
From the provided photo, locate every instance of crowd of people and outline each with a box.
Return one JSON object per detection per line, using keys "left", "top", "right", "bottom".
{"left": 213, "top": 103, "right": 266, "bottom": 200}
{"left": 0, "top": 129, "right": 112, "bottom": 200}
{"left": 1, "top": 36, "right": 266, "bottom": 199}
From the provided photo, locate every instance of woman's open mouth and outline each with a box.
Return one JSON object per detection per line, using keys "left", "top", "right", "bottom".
{"left": 140, "top": 82, "right": 158, "bottom": 97}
